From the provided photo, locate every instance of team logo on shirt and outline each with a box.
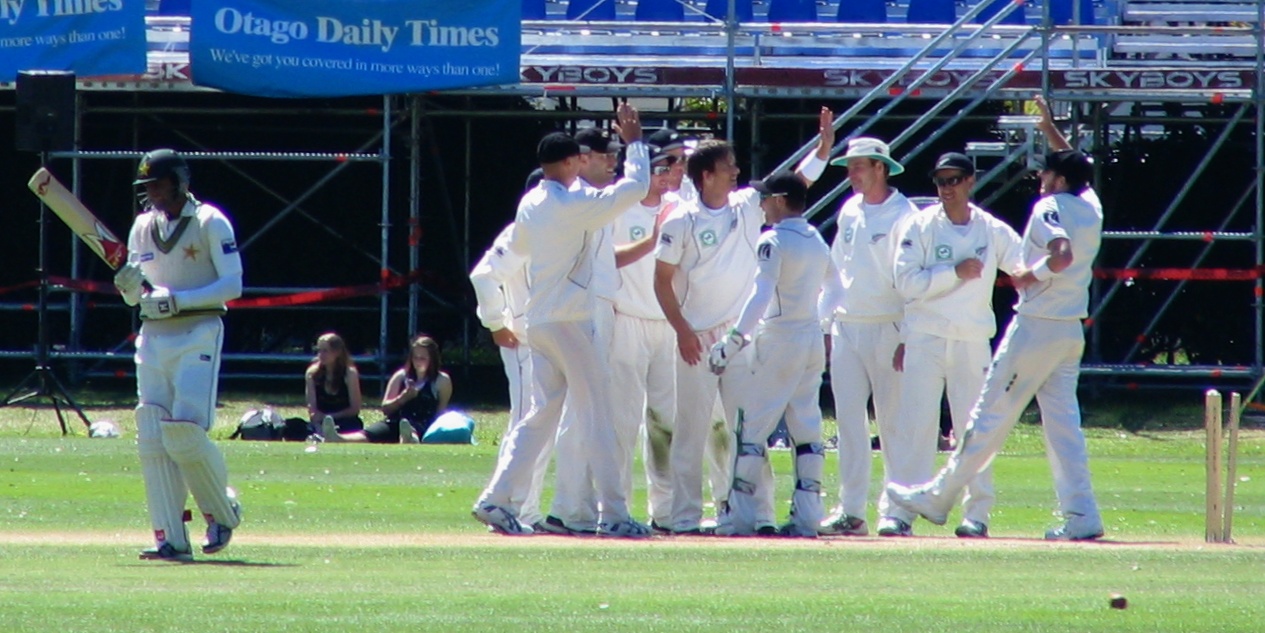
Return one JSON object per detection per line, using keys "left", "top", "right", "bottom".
{"left": 1043, "top": 210, "right": 1061, "bottom": 226}
{"left": 630, "top": 226, "right": 647, "bottom": 241}
{"left": 699, "top": 229, "right": 718, "bottom": 247}
{"left": 139, "top": 252, "right": 155, "bottom": 262}
{"left": 758, "top": 243, "right": 772, "bottom": 261}
{"left": 900, "top": 239, "right": 912, "bottom": 249}
{"left": 660, "top": 234, "right": 673, "bottom": 245}
{"left": 870, "top": 232, "right": 887, "bottom": 244}
{"left": 935, "top": 245, "right": 953, "bottom": 261}
{"left": 494, "top": 246, "right": 506, "bottom": 257}
{"left": 221, "top": 239, "right": 238, "bottom": 254}
{"left": 843, "top": 227, "right": 854, "bottom": 244}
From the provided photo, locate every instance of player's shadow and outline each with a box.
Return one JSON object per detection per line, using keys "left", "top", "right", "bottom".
{"left": 122, "top": 559, "right": 298, "bottom": 568}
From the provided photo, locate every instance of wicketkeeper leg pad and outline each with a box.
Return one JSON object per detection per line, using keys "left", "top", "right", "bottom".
{"left": 161, "top": 420, "right": 241, "bottom": 529}
{"left": 136, "top": 404, "right": 190, "bottom": 550}
{"left": 790, "top": 442, "right": 826, "bottom": 536}
{"left": 726, "top": 441, "right": 770, "bottom": 535}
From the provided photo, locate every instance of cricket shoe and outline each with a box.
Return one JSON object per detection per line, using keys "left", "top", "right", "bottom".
{"left": 885, "top": 482, "right": 951, "bottom": 526}
{"left": 954, "top": 519, "right": 989, "bottom": 539}
{"left": 777, "top": 523, "right": 819, "bottom": 539}
{"left": 875, "top": 516, "right": 913, "bottom": 537}
{"left": 1044, "top": 513, "right": 1104, "bottom": 541}
{"left": 649, "top": 520, "right": 672, "bottom": 535}
{"left": 818, "top": 512, "right": 869, "bottom": 537}
{"left": 321, "top": 416, "right": 344, "bottom": 443}
{"left": 139, "top": 542, "right": 193, "bottom": 562}
{"left": 534, "top": 515, "right": 593, "bottom": 536}
{"left": 598, "top": 519, "right": 652, "bottom": 539}
{"left": 202, "top": 487, "right": 242, "bottom": 554}
{"left": 472, "top": 503, "right": 534, "bottom": 536}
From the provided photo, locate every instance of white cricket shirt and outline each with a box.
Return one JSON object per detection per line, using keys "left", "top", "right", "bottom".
{"left": 655, "top": 187, "right": 763, "bottom": 331}
{"left": 128, "top": 196, "right": 243, "bottom": 311}
{"left": 470, "top": 222, "right": 529, "bottom": 333}
{"left": 830, "top": 188, "right": 921, "bottom": 322}
{"left": 613, "top": 199, "right": 677, "bottom": 319}
{"left": 734, "top": 217, "right": 842, "bottom": 335}
{"left": 894, "top": 203, "right": 1025, "bottom": 341}
{"left": 1016, "top": 188, "right": 1103, "bottom": 320}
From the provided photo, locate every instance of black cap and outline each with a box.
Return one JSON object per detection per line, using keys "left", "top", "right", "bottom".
{"left": 750, "top": 171, "right": 807, "bottom": 208}
{"left": 646, "top": 128, "right": 689, "bottom": 153}
{"left": 524, "top": 167, "right": 544, "bottom": 192}
{"left": 575, "top": 127, "right": 623, "bottom": 154}
{"left": 1033, "top": 149, "right": 1092, "bottom": 187}
{"left": 649, "top": 145, "right": 677, "bottom": 167}
{"left": 537, "top": 132, "right": 589, "bottom": 165}
{"left": 134, "top": 148, "right": 190, "bottom": 186}
{"left": 929, "top": 152, "right": 975, "bottom": 177}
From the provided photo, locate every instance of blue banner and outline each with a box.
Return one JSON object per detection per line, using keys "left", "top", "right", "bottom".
{"left": 0, "top": 0, "right": 146, "bottom": 81}
{"left": 190, "top": 0, "right": 521, "bottom": 98}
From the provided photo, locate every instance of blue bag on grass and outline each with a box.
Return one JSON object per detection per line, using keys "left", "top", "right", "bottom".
{"left": 421, "top": 411, "right": 476, "bottom": 444}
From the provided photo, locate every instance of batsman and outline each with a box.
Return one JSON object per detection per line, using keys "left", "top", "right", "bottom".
{"left": 114, "top": 149, "right": 244, "bottom": 561}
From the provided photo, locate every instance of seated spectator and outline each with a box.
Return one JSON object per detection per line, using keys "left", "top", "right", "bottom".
{"left": 306, "top": 332, "right": 364, "bottom": 434}
{"left": 324, "top": 334, "right": 453, "bottom": 444}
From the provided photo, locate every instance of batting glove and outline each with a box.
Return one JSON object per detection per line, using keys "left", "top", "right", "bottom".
{"left": 707, "top": 329, "right": 748, "bottom": 375}
{"left": 139, "top": 286, "right": 179, "bottom": 320}
{"left": 114, "top": 263, "right": 145, "bottom": 305}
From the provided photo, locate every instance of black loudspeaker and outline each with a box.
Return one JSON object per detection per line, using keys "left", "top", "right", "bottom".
{"left": 16, "top": 70, "right": 76, "bottom": 153}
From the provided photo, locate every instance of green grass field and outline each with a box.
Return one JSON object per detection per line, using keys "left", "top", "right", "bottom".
{"left": 1, "top": 391, "right": 1263, "bottom": 632}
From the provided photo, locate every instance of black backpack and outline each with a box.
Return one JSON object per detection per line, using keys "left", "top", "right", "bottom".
{"left": 230, "top": 409, "right": 310, "bottom": 441}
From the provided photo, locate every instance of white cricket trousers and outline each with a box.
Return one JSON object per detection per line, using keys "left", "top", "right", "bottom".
{"left": 610, "top": 313, "right": 677, "bottom": 525}
{"left": 477, "top": 319, "right": 632, "bottom": 524}
{"left": 136, "top": 316, "right": 223, "bottom": 426}
{"left": 728, "top": 327, "right": 826, "bottom": 533}
{"left": 670, "top": 323, "right": 745, "bottom": 532}
{"left": 829, "top": 319, "right": 902, "bottom": 519}
{"left": 883, "top": 331, "right": 995, "bottom": 525}
{"left": 548, "top": 301, "right": 614, "bottom": 529}
{"left": 935, "top": 316, "right": 1101, "bottom": 524}
{"left": 495, "top": 342, "right": 553, "bottom": 527}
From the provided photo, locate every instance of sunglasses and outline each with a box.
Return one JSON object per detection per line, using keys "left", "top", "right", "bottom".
{"left": 932, "top": 174, "right": 968, "bottom": 188}
{"left": 652, "top": 164, "right": 674, "bottom": 175}
{"left": 759, "top": 192, "right": 788, "bottom": 201}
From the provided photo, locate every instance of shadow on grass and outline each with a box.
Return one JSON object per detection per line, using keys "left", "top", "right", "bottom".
{"left": 121, "top": 559, "right": 300, "bottom": 568}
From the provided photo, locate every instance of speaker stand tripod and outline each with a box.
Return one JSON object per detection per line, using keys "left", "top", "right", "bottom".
{"left": 2, "top": 153, "right": 92, "bottom": 435}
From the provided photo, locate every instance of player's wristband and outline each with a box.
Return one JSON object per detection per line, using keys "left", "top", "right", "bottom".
{"left": 797, "top": 152, "right": 827, "bottom": 182}
{"left": 1030, "top": 257, "right": 1056, "bottom": 281}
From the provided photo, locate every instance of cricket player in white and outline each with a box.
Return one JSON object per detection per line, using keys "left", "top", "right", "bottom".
{"left": 886, "top": 152, "right": 1025, "bottom": 538}
{"left": 610, "top": 148, "right": 682, "bottom": 529}
{"left": 819, "top": 138, "right": 921, "bottom": 537}
{"left": 470, "top": 218, "right": 552, "bottom": 526}
{"left": 113, "top": 149, "right": 243, "bottom": 561}
{"left": 654, "top": 108, "right": 834, "bottom": 533}
{"left": 708, "top": 172, "right": 844, "bottom": 537}
{"left": 473, "top": 105, "right": 652, "bottom": 537}
{"left": 544, "top": 127, "right": 625, "bottom": 535}
{"left": 889, "top": 111, "right": 1106, "bottom": 542}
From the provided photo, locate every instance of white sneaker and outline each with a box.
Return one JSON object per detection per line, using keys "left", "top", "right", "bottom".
{"left": 202, "top": 487, "right": 241, "bottom": 554}
{"left": 321, "top": 416, "right": 344, "bottom": 443}
{"left": 1045, "top": 513, "right": 1104, "bottom": 541}
{"left": 598, "top": 519, "right": 652, "bottom": 538}
{"left": 818, "top": 512, "right": 869, "bottom": 536}
{"left": 885, "top": 483, "right": 951, "bottom": 526}
{"left": 876, "top": 516, "right": 913, "bottom": 537}
{"left": 472, "top": 503, "right": 534, "bottom": 536}
{"left": 399, "top": 420, "right": 419, "bottom": 444}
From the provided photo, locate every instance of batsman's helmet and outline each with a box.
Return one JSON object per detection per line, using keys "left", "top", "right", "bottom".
{"left": 134, "top": 149, "right": 190, "bottom": 192}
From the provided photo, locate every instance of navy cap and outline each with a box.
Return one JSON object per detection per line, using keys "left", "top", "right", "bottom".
{"left": 537, "top": 132, "right": 590, "bottom": 164}
{"left": 929, "top": 152, "right": 975, "bottom": 177}
{"left": 750, "top": 171, "right": 808, "bottom": 208}
{"left": 646, "top": 128, "right": 689, "bottom": 153}
{"left": 1033, "top": 149, "right": 1092, "bottom": 186}
{"left": 575, "top": 127, "right": 623, "bottom": 154}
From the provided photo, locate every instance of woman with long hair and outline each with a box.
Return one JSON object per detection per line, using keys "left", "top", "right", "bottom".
{"left": 306, "top": 332, "right": 364, "bottom": 437}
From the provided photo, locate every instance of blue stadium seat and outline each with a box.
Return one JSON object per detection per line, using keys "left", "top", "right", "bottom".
{"left": 836, "top": 0, "right": 888, "bottom": 23}
{"left": 976, "top": 0, "right": 1026, "bottom": 25}
{"left": 636, "top": 0, "right": 685, "bottom": 21}
{"left": 1048, "top": 0, "right": 1095, "bottom": 25}
{"left": 768, "top": 0, "right": 819, "bottom": 22}
{"left": 157, "top": 0, "right": 190, "bottom": 16}
{"left": 704, "top": 0, "right": 754, "bottom": 22}
{"left": 567, "top": 0, "right": 617, "bottom": 20}
{"left": 523, "top": 0, "right": 548, "bottom": 20}
{"left": 907, "top": 0, "right": 956, "bottom": 23}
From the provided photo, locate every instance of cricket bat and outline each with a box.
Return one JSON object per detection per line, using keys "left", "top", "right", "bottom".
{"left": 27, "top": 167, "right": 128, "bottom": 270}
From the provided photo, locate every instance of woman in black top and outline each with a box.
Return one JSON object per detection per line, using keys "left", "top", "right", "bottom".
{"left": 325, "top": 334, "right": 452, "bottom": 444}
{"left": 305, "top": 332, "right": 363, "bottom": 436}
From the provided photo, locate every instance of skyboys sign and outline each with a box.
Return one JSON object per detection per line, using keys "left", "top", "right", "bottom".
{"left": 191, "top": 0, "right": 519, "bottom": 97}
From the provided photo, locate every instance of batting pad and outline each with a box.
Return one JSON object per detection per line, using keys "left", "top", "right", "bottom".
{"left": 137, "top": 404, "right": 190, "bottom": 549}
{"left": 791, "top": 443, "right": 826, "bottom": 534}
{"left": 727, "top": 442, "right": 773, "bottom": 535}
{"left": 161, "top": 421, "right": 241, "bottom": 529}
